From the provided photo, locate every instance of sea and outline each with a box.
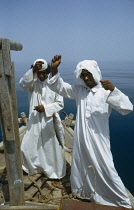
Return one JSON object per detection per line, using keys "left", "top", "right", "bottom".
{"left": 0, "top": 60, "right": 134, "bottom": 195}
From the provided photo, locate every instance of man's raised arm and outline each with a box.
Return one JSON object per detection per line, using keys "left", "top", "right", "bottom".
{"left": 51, "top": 55, "right": 61, "bottom": 76}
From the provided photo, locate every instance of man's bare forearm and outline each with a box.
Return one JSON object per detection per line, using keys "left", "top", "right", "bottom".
{"left": 52, "top": 67, "right": 58, "bottom": 77}
{"left": 51, "top": 55, "right": 61, "bottom": 77}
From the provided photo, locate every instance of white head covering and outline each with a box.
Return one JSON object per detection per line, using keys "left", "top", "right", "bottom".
{"left": 33, "top": 59, "right": 48, "bottom": 71}
{"left": 74, "top": 60, "right": 102, "bottom": 87}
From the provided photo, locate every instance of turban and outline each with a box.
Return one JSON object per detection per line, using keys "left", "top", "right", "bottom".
{"left": 74, "top": 60, "right": 102, "bottom": 87}
{"left": 33, "top": 59, "right": 48, "bottom": 71}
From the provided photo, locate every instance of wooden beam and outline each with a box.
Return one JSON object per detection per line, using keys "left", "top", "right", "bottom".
{"left": 2, "top": 39, "right": 11, "bottom": 76}
{"left": 0, "top": 38, "right": 25, "bottom": 205}
{"left": 9, "top": 62, "right": 25, "bottom": 204}
{"left": 0, "top": 204, "right": 57, "bottom": 210}
{"left": 60, "top": 199, "right": 134, "bottom": 210}
{"left": 0, "top": 50, "right": 15, "bottom": 140}
{"left": 0, "top": 38, "right": 23, "bottom": 51}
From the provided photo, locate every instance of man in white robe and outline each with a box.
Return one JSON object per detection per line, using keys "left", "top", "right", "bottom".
{"left": 19, "top": 59, "right": 66, "bottom": 179}
{"left": 47, "top": 55, "right": 133, "bottom": 208}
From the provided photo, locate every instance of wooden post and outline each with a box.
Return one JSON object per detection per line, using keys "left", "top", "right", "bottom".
{"left": 0, "top": 38, "right": 25, "bottom": 205}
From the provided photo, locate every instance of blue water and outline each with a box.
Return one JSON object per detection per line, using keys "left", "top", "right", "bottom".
{"left": 0, "top": 61, "right": 134, "bottom": 195}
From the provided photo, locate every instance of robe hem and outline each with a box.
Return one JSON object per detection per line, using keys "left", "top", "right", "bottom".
{"left": 22, "top": 165, "right": 66, "bottom": 179}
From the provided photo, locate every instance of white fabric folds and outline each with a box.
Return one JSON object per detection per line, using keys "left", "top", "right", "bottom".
{"left": 19, "top": 68, "right": 66, "bottom": 178}
{"left": 47, "top": 60, "right": 133, "bottom": 208}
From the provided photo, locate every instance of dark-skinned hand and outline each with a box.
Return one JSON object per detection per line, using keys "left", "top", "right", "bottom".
{"left": 34, "top": 105, "right": 44, "bottom": 112}
{"left": 51, "top": 55, "right": 61, "bottom": 76}
{"left": 100, "top": 80, "right": 115, "bottom": 91}
{"left": 33, "top": 61, "right": 44, "bottom": 73}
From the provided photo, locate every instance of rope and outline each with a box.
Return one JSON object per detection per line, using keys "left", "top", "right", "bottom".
{"left": 28, "top": 174, "right": 44, "bottom": 197}
{"left": 26, "top": 165, "right": 97, "bottom": 203}
{"left": 73, "top": 165, "right": 96, "bottom": 200}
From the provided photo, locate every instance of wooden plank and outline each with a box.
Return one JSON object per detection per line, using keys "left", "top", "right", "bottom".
{"left": 2, "top": 39, "right": 11, "bottom": 76}
{"left": 23, "top": 174, "right": 43, "bottom": 189}
{"left": 26, "top": 201, "right": 58, "bottom": 208}
{"left": 25, "top": 176, "right": 47, "bottom": 199}
{"left": 60, "top": 199, "right": 134, "bottom": 210}
{"left": 0, "top": 49, "right": 2, "bottom": 78}
{"left": 0, "top": 38, "right": 23, "bottom": 51}
{"left": 8, "top": 62, "right": 25, "bottom": 205}
{"left": 10, "top": 61, "right": 21, "bottom": 145}
{"left": 0, "top": 204, "right": 57, "bottom": 210}
{"left": 0, "top": 51, "right": 15, "bottom": 141}
{"left": 38, "top": 181, "right": 52, "bottom": 201}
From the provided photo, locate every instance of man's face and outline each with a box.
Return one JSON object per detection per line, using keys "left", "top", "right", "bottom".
{"left": 80, "top": 69, "right": 97, "bottom": 88}
{"left": 37, "top": 70, "right": 48, "bottom": 81}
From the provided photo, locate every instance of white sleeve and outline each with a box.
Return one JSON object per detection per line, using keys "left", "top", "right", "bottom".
{"left": 19, "top": 69, "right": 34, "bottom": 92}
{"left": 107, "top": 87, "right": 133, "bottom": 115}
{"left": 47, "top": 73, "right": 78, "bottom": 100}
{"left": 44, "top": 93, "right": 64, "bottom": 117}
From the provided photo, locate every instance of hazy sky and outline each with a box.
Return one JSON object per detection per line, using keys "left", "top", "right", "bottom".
{"left": 1, "top": 0, "right": 134, "bottom": 66}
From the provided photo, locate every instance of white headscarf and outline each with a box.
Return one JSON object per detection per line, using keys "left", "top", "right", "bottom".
{"left": 74, "top": 60, "right": 102, "bottom": 87}
{"left": 33, "top": 59, "right": 48, "bottom": 71}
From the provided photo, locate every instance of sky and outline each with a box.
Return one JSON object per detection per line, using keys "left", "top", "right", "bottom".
{"left": 1, "top": 0, "right": 134, "bottom": 67}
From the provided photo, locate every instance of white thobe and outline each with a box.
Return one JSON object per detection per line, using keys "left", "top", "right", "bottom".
{"left": 19, "top": 69, "right": 66, "bottom": 178}
{"left": 47, "top": 73, "right": 133, "bottom": 208}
